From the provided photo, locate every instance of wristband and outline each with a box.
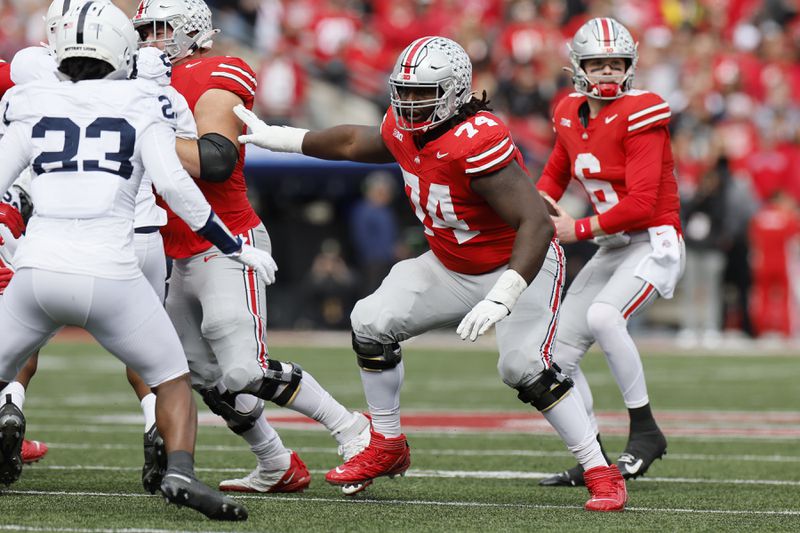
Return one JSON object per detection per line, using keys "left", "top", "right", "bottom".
{"left": 485, "top": 269, "right": 528, "bottom": 313}
{"left": 574, "top": 217, "right": 594, "bottom": 241}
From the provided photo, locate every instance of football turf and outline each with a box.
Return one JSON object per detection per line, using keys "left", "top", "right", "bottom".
{"left": 2, "top": 336, "right": 798, "bottom": 532}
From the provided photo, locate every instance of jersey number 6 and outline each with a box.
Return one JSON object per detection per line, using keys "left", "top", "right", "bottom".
{"left": 32, "top": 117, "right": 135, "bottom": 180}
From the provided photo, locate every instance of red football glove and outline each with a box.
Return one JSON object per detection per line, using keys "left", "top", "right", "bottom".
{"left": 0, "top": 266, "right": 13, "bottom": 295}
{"left": 0, "top": 203, "right": 25, "bottom": 239}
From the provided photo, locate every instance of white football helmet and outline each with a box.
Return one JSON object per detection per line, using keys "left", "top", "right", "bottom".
{"left": 389, "top": 36, "right": 472, "bottom": 133}
{"left": 56, "top": 1, "right": 138, "bottom": 80}
{"left": 132, "top": 0, "right": 219, "bottom": 61}
{"left": 45, "top": 0, "right": 107, "bottom": 51}
{"left": 568, "top": 17, "right": 638, "bottom": 100}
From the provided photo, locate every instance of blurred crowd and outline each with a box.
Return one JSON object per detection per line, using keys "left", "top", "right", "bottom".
{"left": 3, "top": 0, "right": 800, "bottom": 340}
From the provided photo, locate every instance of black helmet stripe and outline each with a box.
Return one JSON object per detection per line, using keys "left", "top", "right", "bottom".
{"left": 61, "top": 0, "right": 71, "bottom": 15}
{"left": 76, "top": 1, "right": 94, "bottom": 44}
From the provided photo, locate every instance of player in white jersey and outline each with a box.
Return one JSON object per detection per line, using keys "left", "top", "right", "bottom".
{"left": 0, "top": 2, "right": 279, "bottom": 520}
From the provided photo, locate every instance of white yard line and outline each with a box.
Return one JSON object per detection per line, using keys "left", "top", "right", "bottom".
{"left": 45, "top": 442, "right": 800, "bottom": 463}
{"left": 26, "top": 464, "right": 800, "bottom": 487}
{"left": 3, "top": 490, "right": 799, "bottom": 516}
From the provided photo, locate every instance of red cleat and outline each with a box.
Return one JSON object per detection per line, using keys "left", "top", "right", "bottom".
{"left": 325, "top": 427, "right": 410, "bottom": 494}
{"left": 21, "top": 439, "right": 48, "bottom": 464}
{"left": 219, "top": 450, "right": 310, "bottom": 493}
{"left": 584, "top": 464, "right": 627, "bottom": 512}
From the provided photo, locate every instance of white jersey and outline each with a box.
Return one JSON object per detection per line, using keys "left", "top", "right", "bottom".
{"left": 134, "top": 47, "right": 198, "bottom": 229}
{"left": 10, "top": 46, "right": 59, "bottom": 85}
{"left": 0, "top": 78, "right": 213, "bottom": 279}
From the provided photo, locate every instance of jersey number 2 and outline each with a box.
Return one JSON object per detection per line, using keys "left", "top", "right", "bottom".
{"left": 32, "top": 117, "right": 135, "bottom": 180}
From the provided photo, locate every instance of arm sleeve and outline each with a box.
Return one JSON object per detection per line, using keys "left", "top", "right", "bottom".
{"left": 596, "top": 128, "right": 665, "bottom": 234}
{"left": 536, "top": 136, "right": 572, "bottom": 201}
{"left": 0, "top": 122, "right": 33, "bottom": 198}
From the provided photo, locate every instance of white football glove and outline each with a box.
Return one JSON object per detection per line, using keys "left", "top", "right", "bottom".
{"left": 456, "top": 269, "right": 528, "bottom": 342}
{"left": 136, "top": 47, "right": 172, "bottom": 86}
{"left": 457, "top": 299, "right": 510, "bottom": 341}
{"left": 232, "top": 104, "right": 308, "bottom": 153}
{"left": 228, "top": 244, "right": 278, "bottom": 285}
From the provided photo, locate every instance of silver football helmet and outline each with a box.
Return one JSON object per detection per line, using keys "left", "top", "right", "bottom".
{"left": 56, "top": 1, "right": 138, "bottom": 79}
{"left": 132, "top": 0, "right": 219, "bottom": 61}
{"left": 568, "top": 17, "right": 638, "bottom": 100}
{"left": 389, "top": 36, "right": 472, "bottom": 133}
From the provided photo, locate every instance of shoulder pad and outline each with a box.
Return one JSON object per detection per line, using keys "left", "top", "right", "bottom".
{"left": 453, "top": 112, "right": 517, "bottom": 177}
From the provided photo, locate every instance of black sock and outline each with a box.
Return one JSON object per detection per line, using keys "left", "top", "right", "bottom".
{"left": 166, "top": 450, "right": 195, "bottom": 477}
{"left": 628, "top": 404, "right": 660, "bottom": 435}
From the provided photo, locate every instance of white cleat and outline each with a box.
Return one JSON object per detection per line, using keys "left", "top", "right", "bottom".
{"left": 219, "top": 451, "right": 310, "bottom": 493}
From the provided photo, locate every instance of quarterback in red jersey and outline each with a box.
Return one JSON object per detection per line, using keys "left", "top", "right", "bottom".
{"left": 536, "top": 18, "right": 684, "bottom": 487}
{"left": 235, "top": 36, "right": 627, "bottom": 511}
{"left": 133, "top": 0, "right": 371, "bottom": 495}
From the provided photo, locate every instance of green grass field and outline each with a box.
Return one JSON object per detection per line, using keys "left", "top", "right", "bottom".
{"left": 2, "top": 335, "right": 799, "bottom": 532}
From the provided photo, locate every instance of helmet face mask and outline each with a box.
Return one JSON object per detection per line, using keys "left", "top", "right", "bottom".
{"left": 569, "top": 17, "right": 638, "bottom": 100}
{"left": 132, "top": 0, "right": 218, "bottom": 61}
{"left": 389, "top": 36, "right": 472, "bottom": 133}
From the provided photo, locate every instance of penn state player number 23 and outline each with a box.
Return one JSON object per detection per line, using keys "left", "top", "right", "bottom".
{"left": 32, "top": 116, "right": 135, "bottom": 179}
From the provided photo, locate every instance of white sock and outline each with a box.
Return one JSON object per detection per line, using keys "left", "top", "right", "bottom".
{"left": 140, "top": 393, "right": 157, "bottom": 431}
{"left": 587, "top": 302, "right": 650, "bottom": 408}
{"left": 1, "top": 382, "right": 25, "bottom": 410}
{"left": 360, "top": 362, "right": 404, "bottom": 438}
{"left": 570, "top": 366, "right": 599, "bottom": 435}
{"left": 282, "top": 367, "right": 353, "bottom": 437}
{"left": 541, "top": 389, "right": 607, "bottom": 470}
{"left": 234, "top": 393, "right": 290, "bottom": 470}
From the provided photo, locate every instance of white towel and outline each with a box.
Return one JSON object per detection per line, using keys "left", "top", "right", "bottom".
{"left": 634, "top": 225, "right": 684, "bottom": 299}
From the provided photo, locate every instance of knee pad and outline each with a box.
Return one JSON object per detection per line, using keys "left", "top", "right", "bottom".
{"left": 516, "top": 363, "right": 574, "bottom": 412}
{"left": 352, "top": 332, "right": 402, "bottom": 371}
{"left": 251, "top": 359, "right": 303, "bottom": 406}
{"left": 586, "top": 302, "right": 624, "bottom": 339}
{"left": 197, "top": 386, "right": 265, "bottom": 435}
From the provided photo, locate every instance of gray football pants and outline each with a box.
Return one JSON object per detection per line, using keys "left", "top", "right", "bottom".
{"left": 350, "top": 242, "right": 566, "bottom": 389}
{"left": 166, "top": 224, "right": 272, "bottom": 391}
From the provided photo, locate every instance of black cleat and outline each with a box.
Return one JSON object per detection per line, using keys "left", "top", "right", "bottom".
{"left": 617, "top": 429, "right": 667, "bottom": 479}
{"left": 0, "top": 394, "right": 25, "bottom": 486}
{"left": 539, "top": 463, "right": 585, "bottom": 487}
{"left": 161, "top": 472, "right": 248, "bottom": 521}
{"left": 142, "top": 424, "right": 167, "bottom": 494}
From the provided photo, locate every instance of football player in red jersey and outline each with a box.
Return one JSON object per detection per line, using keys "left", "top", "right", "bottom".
{"left": 235, "top": 36, "right": 627, "bottom": 511}
{"left": 0, "top": 58, "right": 49, "bottom": 466}
{"left": 536, "top": 18, "right": 684, "bottom": 487}
{"left": 132, "top": 0, "right": 372, "bottom": 495}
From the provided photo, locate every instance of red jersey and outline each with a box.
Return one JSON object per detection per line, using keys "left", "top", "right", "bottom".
{"left": 0, "top": 60, "right": 13, "bottom": 98}
{"left": 159, "top": 55, "right": 261, "bottom": 259}
{"left": 537, "top": 91, "right": 681, "bottom": 235}
{"left": 380, "top": 109, "right": 522, "bottom": 274}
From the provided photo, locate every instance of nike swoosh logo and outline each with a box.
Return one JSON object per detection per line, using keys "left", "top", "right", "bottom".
{"left": 184, "top": 62, "right": 201, "bottom": 69}
{"left": 335, "top": 467, "right": 346, "bottom": 474}
{"left": 203, "top": 254, "right": 218, "bottom": 263}
{"left": 656, "top": 231, "right": 667, "bottom": 236}
{"left": 282, "top": 472, "right": 295, "bottom": 484}
{"left": 605, "top": 114, "right": 618, "bottom": 124}
{"left": 622, "top": 458, "right": 643, "bottom": 474}
{"left": 436, "top": 152, "right": 449, "bottom": 159}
